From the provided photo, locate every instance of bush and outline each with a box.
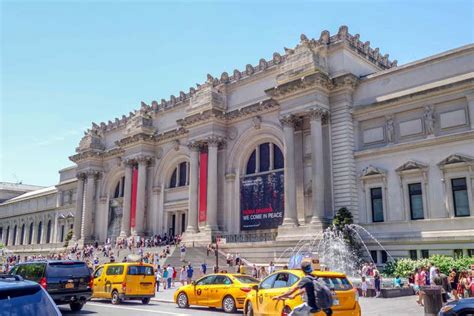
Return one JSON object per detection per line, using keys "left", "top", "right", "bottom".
{"left": 64, "top": 230, "right": 73, "bottom": 248}
{"left": 384, "top": 255, "right": 474, "bottom": 277}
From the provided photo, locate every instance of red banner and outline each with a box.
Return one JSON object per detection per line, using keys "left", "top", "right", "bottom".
{"left": 130, "top": 167, "right": 138, "bottom": 229}
{"left": 199, "top": 152, "right": 208, "bottom": 222}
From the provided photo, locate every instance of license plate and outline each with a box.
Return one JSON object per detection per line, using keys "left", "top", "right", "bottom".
{"left": 65, "top": 283, "right": 74, "bottom": 289}
{"left": 333, "top": 299, "right": 340, "bottom": 306}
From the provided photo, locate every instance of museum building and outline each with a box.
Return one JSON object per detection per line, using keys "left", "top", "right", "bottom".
{"left": 1, "top": 26, "right": 473, "bottom": 263}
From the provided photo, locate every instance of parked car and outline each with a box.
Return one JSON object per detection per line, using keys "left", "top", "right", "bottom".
{"left": 439, "top": 297, "right": 474, "bottom": 316}
{"left": 10, "top": 260, "right": 92, "bottom": 311}
{"left": 174, "top": 273, "right": 260, "bottom": 312}
{"left": 92, "top": 262, "right": 155, "bottom": 304}
{"left": 0, "top": 274, "right": 61, "bottom": 315}
{"left": 244, "top": 270, "right": 361, "bottom": 316}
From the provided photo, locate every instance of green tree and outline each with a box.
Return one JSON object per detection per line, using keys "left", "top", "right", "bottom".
{"left": 332, "top": 207, "right": 363, "bottom": 263}
{"left": 63, "top": 230, "right": 73, "bottom": 248}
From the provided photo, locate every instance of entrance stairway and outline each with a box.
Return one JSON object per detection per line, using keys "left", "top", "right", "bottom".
{"left": 164, "top": 246, "right": 229, "bottom": 277}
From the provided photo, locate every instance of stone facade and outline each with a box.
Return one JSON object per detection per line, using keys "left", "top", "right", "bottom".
{"left": 1, "top": 26, "right": 473, "bottom": 262}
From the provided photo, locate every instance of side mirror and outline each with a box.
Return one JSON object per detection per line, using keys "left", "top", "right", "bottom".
{"left": 252, "top": 284, "right": 259, "bottom": 292}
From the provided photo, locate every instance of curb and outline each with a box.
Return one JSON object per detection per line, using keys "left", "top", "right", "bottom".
{"left": 151, "top": 297, "right": 174, "bottom": 303}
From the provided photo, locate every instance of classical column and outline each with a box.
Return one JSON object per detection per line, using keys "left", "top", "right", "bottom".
{"left": 186, "top": 142, "right": 200, "bottom": 233}
{"left": 120, "top": 162, "right": 133, "bottom": 238}
{"left": 82, "top": 171, "right": 97, "bottom": 242}
{"left": 72, "top": 174, "right": 85, "bottom": 242}
{"left": 134, "top": 157, "right": 149, "bottom": 236}
{"left": 280, "top": 115, "right": 298, "bottom": 226}
{"left": 206, "top": 137, "right": 221, "bottom": 231}
{"left": 309, "top": 107, "right": 328, "bottom": 223}
{"left": 466, "top": 93, "right": 474, "bottom": 129}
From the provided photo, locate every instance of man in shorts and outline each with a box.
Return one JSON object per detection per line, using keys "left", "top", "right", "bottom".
{"left": 274, "top": 261, "right": 332, "bottom": 316}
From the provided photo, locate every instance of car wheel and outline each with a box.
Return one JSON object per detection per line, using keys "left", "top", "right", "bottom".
{"left": 142, "top": 297, "right": 151, "bottom": 304}
{"left": 222, "top": 295, "right": 236, "bottom": 313}
{"left": 246, "top": 302, "right": 254, "bottom": 316}
{"left": 282, "top": 306, "right": 292, "bottom": 316}
{"left": 70, "top": 302, "right": 84, "bottom": 312}
{"left": 111, "top": 290, "right": 120, "bottom": 305}
{"left": 177, "top": 292, "right": 189, "bottom": 308}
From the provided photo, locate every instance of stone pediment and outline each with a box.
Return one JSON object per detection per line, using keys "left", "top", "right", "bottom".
{"left": 360, "top": 165, "right": 387, "bottom": 178}
{"left": 438, "top": 154, "right": 474, "bottom": 167}
{"left": 125, "top": 102, "right": 155, "bottom": 136}
{"left": 187, "top": 80, "right": 226, "bottom": 116}
{"left": 276, "top": 35, "right": 329, "bottom": 85}
{"left": 76, "top": 126, "right": 105, "bottom": 153}
{"left": 396, "top": 160, "right": 428, "bottom": 173}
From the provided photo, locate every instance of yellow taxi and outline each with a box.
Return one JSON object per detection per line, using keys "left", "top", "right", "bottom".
{"left": 174, "top": 273, "right": 260, "bottom": 313}
{"left": 243, "top": 270, "right": 361, "bottom": 316}
{"left": 92, "top": 262, "right": 155, "bottom": 305}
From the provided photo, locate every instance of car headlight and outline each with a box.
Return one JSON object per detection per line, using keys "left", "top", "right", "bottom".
{"left": 440, "top": 305, "right": 453, "bottom": 313}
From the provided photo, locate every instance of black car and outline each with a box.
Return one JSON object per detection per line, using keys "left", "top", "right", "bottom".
{"left": 439, "top": 298, "right": 474, "bottom": 316}
{"left": 0, "top": 274, "right": 61, "bottom": 315}
{"left": 10, "top": 260, "right": 92, "bottom": 311}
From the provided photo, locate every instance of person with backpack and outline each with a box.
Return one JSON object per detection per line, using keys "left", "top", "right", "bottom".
{"left": 274, "top": 261, "right": 333, "bottom": 316}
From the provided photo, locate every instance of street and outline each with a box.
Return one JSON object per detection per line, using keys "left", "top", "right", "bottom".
{"left": 59, "top": 296, "right": 424, "bottom": 316}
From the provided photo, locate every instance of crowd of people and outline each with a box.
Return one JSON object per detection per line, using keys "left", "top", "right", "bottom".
{"left": 408, "top": 264, "right": 474, "bottom": 305}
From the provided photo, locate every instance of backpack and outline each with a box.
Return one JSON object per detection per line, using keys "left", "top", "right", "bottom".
{"left": 311, "top": 277, "right": 333, "bottom": 309}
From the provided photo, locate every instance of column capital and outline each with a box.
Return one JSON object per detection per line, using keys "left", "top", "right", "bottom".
{"left": 84, "top": 169, "right": 102, "bottom": 179}
{"left": 187, "top": 140, "right": 203, "bottom": 152}
{"left": 206, "top": 135, "right": 226, "bottom": 148}
{"left": 76, "top": 172, "right": 87, "bottom": 180}
{"left": 279, "top": 114, "right": 298, "bottom": 128}
{"left": 307, "top": 107, "right": 329, "bottom": 122}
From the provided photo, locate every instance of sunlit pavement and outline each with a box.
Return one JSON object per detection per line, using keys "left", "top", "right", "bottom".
{"left": 59, "top": 295, "right": 424, "bottom": 316}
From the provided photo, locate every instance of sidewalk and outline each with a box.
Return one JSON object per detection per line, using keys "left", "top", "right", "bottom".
{"left": 151, "top": 286, "right": 178, "bottom": 303}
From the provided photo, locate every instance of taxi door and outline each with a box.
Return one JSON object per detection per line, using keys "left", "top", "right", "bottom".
{"left": 206, "top": 275, "right": 232, "bottom": 307}
{"left": 193, "top": 275, "right": 215, "bottom": 305}
{"left": 260, "top": 272, "right": 299, "bottom": 315}
{"left": 104, "top": 264, "right": 124, "bottom": 297}
{"left": 92, "top": 266, "right": 105, "bottom": 298}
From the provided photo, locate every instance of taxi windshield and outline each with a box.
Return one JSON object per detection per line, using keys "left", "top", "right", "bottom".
{"left": 234, "top": 276, "right": 259, "bottom": 284}
{"left": 127, "top": 265, "right": 153, "bottom": 276}
{"left": 319, "top": 277, "right": 353, "bottom": 291}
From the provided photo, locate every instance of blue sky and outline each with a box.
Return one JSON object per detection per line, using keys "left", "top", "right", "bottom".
{"left": 1, "top": 0, "right": 473, "bottom": 186}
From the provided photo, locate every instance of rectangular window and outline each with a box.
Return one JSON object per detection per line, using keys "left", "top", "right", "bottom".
{"left": 259, "top": 143, "right": 270, "bottom": 172}
{"left": 452, "top": 178, "right": 470, "bottom": 217}
{"left": 409, "top": 250, "right": 417, "bottom": 260}
{"left": 454, "top": 249, "right": 463, "bottom": 259}
{"left": 421, "top": 250, "right": 429, "bottom": 259}
{"left": 370, "top": 187, "right": 384, "bottom": 222}
{"left": 409, "top": 183, "right": 424, "bottom": 220}
{"left": 468, "top": 249, "right": 474, "bottom": 257}
{"left": 370, "top": 250, "right": 378, "bottom": 264}
{"left": 381, "top": 250, "right": 388, "bottom": 264}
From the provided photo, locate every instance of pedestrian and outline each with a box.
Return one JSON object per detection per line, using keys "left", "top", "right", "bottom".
{"left": 449, "top": 268, "right": 459, "bottom": 300}
{"left": 187, "top": 264, "right": 194, "bottom": 284}
{"left": 274, "top": 261, "right": 333, "bottom": 316}
{"left": 415, "top": 267, "right": 426, "bottom": 305}
{"left": 268, "top": 261, "right": 275, "bottom": 275}
{"left": 172, "top": 266, "right": 177, "bottom": 287}
{"left": 374, "top": 270, "right": 382, "bottom": 298}
{"left": 179, "top": 265, "right": 187, "bottom": 286}
{"left": 166, "top": 265, "right": 173, "bottom": 289}
{"left": 259, "top": 266, "right": 268, "bottom": 280}
{"left": 361, "top": 276, "right": 368, "bottom": 297}
{"left": 252, "top": 264, "right": 258, "bottom": 278}
{"left": 433, "top": 268, "right": 451, "bottom": 303}
{"left": 200, "top": 262, "right": 207, "bottom": 275}
{"left": 180, "top": 244, "right": 186, "bottom": 262}
{"left": 155, "top": 267, "right": 162, "bottom": 292}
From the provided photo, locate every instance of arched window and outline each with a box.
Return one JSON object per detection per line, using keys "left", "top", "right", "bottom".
{"left": 37, "top": 222, "right": 42, "bottom": 244}
{"left": 246, "top": 142, "right": 284, "bottom": 175}
{"left": 12, "top": 225, "right": 17, "bottom": 246}
{"left": 46, "top": 220, "right": 52, "bottom": 243}
{"left": 113, "top": 176, "right": 125, "bottom": 198}
{"left": 5, "top": 226, "right": 9, "bottom": 246}
{"left": 20, "top": 224, "right": 25, "bottom": 245}
{"left": 28, "top": 223, "right": 33, "bottom": 244}
{"left": 169, "top": 161, "right": 189, "bottom": 188}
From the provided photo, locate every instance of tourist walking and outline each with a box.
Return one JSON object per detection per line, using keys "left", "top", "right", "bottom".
{"left": 268, "top": 261, "right": 275, "bottom": 275}
{"left": 166, "top": 265, "right": 173, "bottom": 289}
{"left": 155, "top": 267, "right": 162, "bottom": 292}
{"left": 361, "top": 276, "right": 368, "bottom": 297}
{"left": 187, "top": 264, "right": 194, "bottom": 284}
{"left": 200, "top": 262, "right": 207, "bottom": 275}
{"left": 374, "top": 270, "right": 382, "bottom": 298}
{"left": 449, "top": 268, "right": 459, "bottom": 300}
{"left": 179, "top": 266, "right": 187, "bottom": 286}
{"left": 180, "top": 244, "right": 186, "bottom": 262}
{"left": 415, "top": 267, "right": 426, "bottom": 305}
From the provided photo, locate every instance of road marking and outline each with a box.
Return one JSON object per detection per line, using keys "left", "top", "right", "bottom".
{"left": 87, "top": 302, "right": 190, "bottom": 316}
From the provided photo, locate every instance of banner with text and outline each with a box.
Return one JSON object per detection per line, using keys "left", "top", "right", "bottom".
{"left": 240, "top": 170, "right": 284, "bottom": 230}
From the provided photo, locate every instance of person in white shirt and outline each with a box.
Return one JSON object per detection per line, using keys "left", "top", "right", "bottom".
{"left": 166, "top": 265, "right": 174, "bottom": 289}
{"left": 267, "top": 261, "right": 275, "bottom": 274}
